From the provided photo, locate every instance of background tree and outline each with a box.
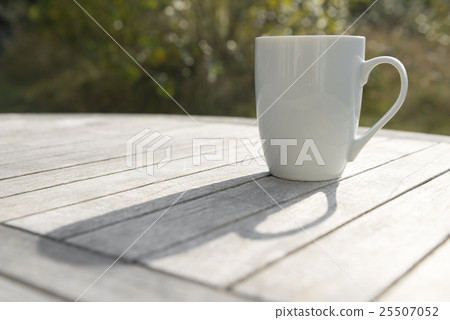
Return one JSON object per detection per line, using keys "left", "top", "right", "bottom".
{"left": 0, "top": 0, "right": 448, "bottom": 134}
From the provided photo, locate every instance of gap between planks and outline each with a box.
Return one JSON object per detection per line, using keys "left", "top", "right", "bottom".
{"left": 75, "top": 142, "right": 449, "bottom": 292}
{"left": 0, "top": 121, "right": 197, "bottom": 166}
{"left": 0, "top": 114, "right": 256, "bottom": 154}
{"left": 0, "top": 117, "right": 231, "bottom": 164}
{"left": 0, "top": 122, "right": 258, "bottom": 181}
{"left": 376, "top": 234, "right": 450, "bottom": 301}
{"left": 0, "top": 133, "right": 261, "bottom": 199}
{"left": 229, "top": 168, "right": 450, "bottom": 291}
{"left": 0, "top": 225, "right": 248, "bottom": 302}
{"left": 0, "top": 271, "right": 66, "bottom": 301}
{"left": 4, "top": 138, "right": 436, "bottom": 237}
{"left": 63, "top": 143, "right": 449, "bottom": 264}
{"left": 0, "top": 140, "right": 263, "bottom": 222}
{"left": 0, "top": 115, "right": 195, "bottom": 154}
{"left": 232, "top": 171, "right": 450, "bottom": 301}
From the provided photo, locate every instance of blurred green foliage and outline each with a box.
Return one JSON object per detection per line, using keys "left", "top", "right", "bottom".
{"left": 0, "top": 0, "right": 448, "bottom": 134}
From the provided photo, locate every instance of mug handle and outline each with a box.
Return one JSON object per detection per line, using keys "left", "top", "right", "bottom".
{"left": 348, "top": 56, "right": 408, "bottom": 161}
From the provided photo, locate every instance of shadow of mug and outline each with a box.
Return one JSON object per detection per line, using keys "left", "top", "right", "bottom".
{"left": 235, "top": 182, "right": 338, "bottom": 240}
{"left": 36, "top": 174, "right": 339, "bottom": 264}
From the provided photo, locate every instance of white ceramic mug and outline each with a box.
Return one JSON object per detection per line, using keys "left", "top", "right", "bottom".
{"left": 255, "top": 35, "right": 408, "bottom": 181}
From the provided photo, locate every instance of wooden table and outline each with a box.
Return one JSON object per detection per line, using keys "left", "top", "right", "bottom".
{"left": 0, "top": 114, "right": 449, "bottom": 302}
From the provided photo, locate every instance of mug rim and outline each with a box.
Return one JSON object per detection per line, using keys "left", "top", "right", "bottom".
{"left": 256, "top": 35, "right": 365, "bottom": 40}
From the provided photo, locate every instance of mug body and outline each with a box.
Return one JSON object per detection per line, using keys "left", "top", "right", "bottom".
{"left": 255, "top": 35, "right": 365, "bottom": 181}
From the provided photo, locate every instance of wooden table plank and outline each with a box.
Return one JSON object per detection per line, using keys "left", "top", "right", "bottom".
{"left": 8, "top": 158, "right": 268, "bottom": 238}
{"left": 136, "top": 143, "right": 450, "bottom": 288}
{"left": 0, "top": 122, "right": 257, "bottom": 180}
{"left": 0, "top": 139, "right": 261, "bottom": 222}
{"left": 0, "top": 129, "right": 260, "bottom": 198}
{"left": 5, "top": 136, "right": 430, "bottom": 234}
{"left": 234, "top": 172, "right": 450, "bottom": 301}
{"left": 1, "top": 114, "right": 449, "bottom": 301}
{"left": 370, "top": 128, "right": 450, "bottom": 143}
{"left": 0, "top": 114, "right": 192, "bottom": 153}
{"left": 0, "top": 114, "right": 255, "bottom": 153}
{"left": 0, "top": 274, "right": 63, "bottom": 301}
{"left": 0, "top": 121, "right": 194, "bottom": 166}
{"left": 0, "top": 226, "right": 243, "bottom": 301}
{"left": 379, "top": 236, "right": 450, "bottom": 301}
{"left": 66, "top": 143, "right": 449, "bottom": 266}
{"left": 0, "top": 116, "right": 250, "bottom": 161}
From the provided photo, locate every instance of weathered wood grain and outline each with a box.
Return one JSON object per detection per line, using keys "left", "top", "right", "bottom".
{"left": 0, "top": 114, "right": 106, "bottom": 139}
{"left": 0, "top": 121, "right": 195, "bottom": 166}
{"left": 0, "top": 114, "right": 255, "bottom": 152}
{"left": 0, "top": 130, "right": 385, "bottom": 197}
{"left": 8, "top": 158, "right": 269, "bottom": 237}
{"left": 67, "top": 143, "right": 449, "bottom": 268}
{"left": 0, "top": 139, "right": 261, "bottom": 222}
{"left": 0, "top": 130, "right": 260, "bottom": 198}
{"left": 375, "top": 128, "right": 450, "bottom": 143}
{"left": 379, "top": 236, "right": 450, "bottom": 301}
{"left": 0, "top": 113, "right": 199, "bottom": 139}
{"left": 0, "top": 114, "right": 192, "bottom": 153}
{"left": 234, "top": 171, "right": 450, "bottom": 301}
{"left": 5, "top": 136, "right": 428, "bottom": 234}
{"left": 135, "top": 143, "right": 450, "bottom": 288}
{"left": 1, "top": 114, "right": 449, "bottom": 302}
{"left": 0, "top": 226, "right": 243, "bottom": 301}
{"left": 0, "top": 274, "right": 63, "bottom": 301}
{"left": 0, "top": 122, "right": 258, "bottom": 180}
{"left": 341, "top": 138, "right": 433, "bottom": 176}
{"left": 0, "top": 115, "right": 250, "bottom": 164}
{"left": 0, "top": 114, "right": 188, "bottom": 144}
